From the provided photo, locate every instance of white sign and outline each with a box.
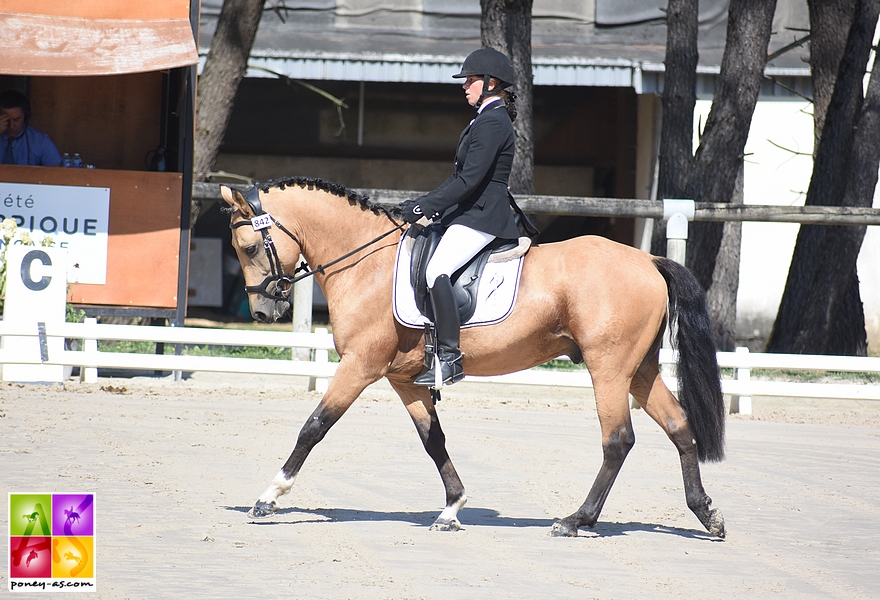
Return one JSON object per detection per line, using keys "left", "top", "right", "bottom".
{"left": 0, "top": 182, "right": 110, "bottom": 284}
{"left": 251, "top": 213, "right": 273, "bottom": 231}
{"left": 1, "top": 246, "right": 68, "bottom": 383}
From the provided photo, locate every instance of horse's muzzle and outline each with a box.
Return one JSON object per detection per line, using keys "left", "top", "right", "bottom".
{"left": 252, "top": 298, "right": 291, "bottom": 324}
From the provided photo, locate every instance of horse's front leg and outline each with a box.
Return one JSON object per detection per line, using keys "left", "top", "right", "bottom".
{"left": 389, "top": 380, "right": 467, "bottom": 531}
{"left": 248, "top": 361, "right": 375, "bottom": 519}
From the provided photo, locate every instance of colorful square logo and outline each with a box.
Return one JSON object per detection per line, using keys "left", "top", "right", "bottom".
{"left": 8, "top": 493, "right": 96, "bottom": 593}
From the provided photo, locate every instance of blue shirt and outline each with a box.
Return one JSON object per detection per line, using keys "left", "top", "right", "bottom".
{"left": 1, "top": 126, "right": 62, "bottom": 166}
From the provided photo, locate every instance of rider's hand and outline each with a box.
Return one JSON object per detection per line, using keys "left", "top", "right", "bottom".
{"left": 399, "top": 199, "right": 426, "bottom": 224}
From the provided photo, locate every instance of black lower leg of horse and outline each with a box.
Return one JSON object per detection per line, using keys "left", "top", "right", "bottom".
{"left": 391, "top": 379, "right": 467, "bottom": 530}
{"left": 415, "top": 406, "right": 467, "bottom": 530}
{"left": 670, "top": 426, "right": 726, "bottom": 538}
{"left": 249, "top": 401, "right": 344, "bottom": 518}
{"left": 551, "top": 425, "right": 634, "bottom": 537}
{"left": 423, "top": 413, "right": 465, "bottom": 505}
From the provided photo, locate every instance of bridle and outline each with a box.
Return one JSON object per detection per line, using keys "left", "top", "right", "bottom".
{"left": 228, "top": 185, "right": 405, "bottom": 301}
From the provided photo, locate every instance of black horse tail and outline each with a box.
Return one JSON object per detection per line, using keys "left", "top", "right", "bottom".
{"left": 652, "top": 257, "right": 726, "bottom": 462}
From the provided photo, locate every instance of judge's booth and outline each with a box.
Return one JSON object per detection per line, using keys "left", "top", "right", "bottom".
{"left": 0, "top": 1, "right": 199, "bottom": 325}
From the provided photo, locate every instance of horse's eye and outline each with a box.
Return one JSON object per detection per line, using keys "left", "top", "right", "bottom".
{"left": 243, "top": 245, "right": 259, "bottom": 258}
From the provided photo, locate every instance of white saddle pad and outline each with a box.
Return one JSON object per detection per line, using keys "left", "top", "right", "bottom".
{"left": 392, "top": 234, "right": 525, "bottom": 330}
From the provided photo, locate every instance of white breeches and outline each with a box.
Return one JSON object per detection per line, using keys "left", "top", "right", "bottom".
{"left": 425, "top": 224, "right": 496, "bottom": 287}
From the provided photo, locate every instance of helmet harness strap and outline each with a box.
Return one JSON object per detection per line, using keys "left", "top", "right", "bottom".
{"left": 475, "top": 74, "right": 506, "bottom": 110}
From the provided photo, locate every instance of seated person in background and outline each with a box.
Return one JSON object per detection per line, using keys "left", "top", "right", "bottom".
{"left": 0, "top": 90, "right": 62, "bottom": 166}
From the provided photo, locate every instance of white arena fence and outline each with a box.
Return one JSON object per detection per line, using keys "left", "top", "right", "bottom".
{"left": 1, "top": 319, "right": 878, "bottom": 414}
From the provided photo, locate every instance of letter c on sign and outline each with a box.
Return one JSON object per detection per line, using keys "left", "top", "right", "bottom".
{"left": 21, "top": 250, "right": 52, "bottom": 291}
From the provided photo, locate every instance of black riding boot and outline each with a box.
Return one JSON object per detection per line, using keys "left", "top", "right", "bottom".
{"left": 413, "top": 275, "right": 464, "bottom": 387}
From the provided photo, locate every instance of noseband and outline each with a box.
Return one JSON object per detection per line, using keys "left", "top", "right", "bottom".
{"left": 228, "top": 186, "right": 309, "bottom": 301}
{"left": 228, "top": 185, "right": 404, "bottom": 302}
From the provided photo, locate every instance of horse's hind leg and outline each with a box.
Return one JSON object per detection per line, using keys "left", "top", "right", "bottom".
{"left": 389, "top": 380, "right": 467, "bottom": 531}
{"left": 630, "top": 361, "right": 725, "bottom": 538}
{"left": 551, "top": 377, "right": 635, "bottom": 537}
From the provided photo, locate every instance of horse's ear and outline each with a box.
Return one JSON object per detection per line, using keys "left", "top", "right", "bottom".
{"left": 220, "top": 185, "right": 255, "bottom": 218}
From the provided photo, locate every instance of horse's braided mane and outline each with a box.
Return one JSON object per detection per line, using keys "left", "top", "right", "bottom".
{"left": 259, "top": 176, "right": 397, "bottom": 220}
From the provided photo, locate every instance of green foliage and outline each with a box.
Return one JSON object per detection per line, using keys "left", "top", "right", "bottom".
{"left": 94, "top": 339, "right": 344, "bottom": 362}
{"left": 66, "top": 304, "right": 87, "bottom": 323}
{"left": 535, "top": 358, "right": 586, "bottom": 371}
{"left": 752, "top": 368, "right": 879, "bottom": 384}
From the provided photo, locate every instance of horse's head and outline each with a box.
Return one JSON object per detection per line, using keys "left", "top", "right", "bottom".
{"left": 221, "top": 185, "right": 299, "bottom": 323}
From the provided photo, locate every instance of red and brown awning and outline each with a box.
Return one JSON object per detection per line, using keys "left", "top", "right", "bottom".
{"left": 1, "top": 1, "right": 198, "bottom": 76}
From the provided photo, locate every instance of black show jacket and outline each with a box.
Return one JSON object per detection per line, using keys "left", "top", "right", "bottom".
{"left": 415, "top": 101, "right": 521, "bottom": 240}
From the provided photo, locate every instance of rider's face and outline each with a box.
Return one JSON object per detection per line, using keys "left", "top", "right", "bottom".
{"left": 463, "top": 76, "right": 484, "bottom": 107}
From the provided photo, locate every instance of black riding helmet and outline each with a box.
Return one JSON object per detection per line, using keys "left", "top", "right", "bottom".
{"left": 453, "top": 48, "right": 515, "bottom": 109}
{"left": 452, "top": 47, "right": 516, "bottom": 87}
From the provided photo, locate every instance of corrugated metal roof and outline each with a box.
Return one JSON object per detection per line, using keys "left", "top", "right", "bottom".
{"left": 229, "top": 50, "right": 648, "bottom": 87}
{"left": 198, "top": 1, "right": 810, "bottom": 90}
{"left": 198, "top": 48, "right": 808, "bottom": 96}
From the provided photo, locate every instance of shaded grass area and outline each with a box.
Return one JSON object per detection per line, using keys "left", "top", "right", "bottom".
{"left": 98, "top": 339, "right": 290, "bottom": 360}
{"left": 533, "top": 360, "right": 878, "bottom": 383}
{"left": 96, "top": 339, "right": 341, "bottom": 362}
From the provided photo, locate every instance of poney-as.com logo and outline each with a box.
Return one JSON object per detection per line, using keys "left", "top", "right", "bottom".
{"left": 8, "top": 493, "right": 96, "bottom": 593}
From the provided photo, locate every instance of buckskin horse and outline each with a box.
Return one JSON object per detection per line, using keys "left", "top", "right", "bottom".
{"left": 220, "top": 176, "right": 726, "bottom": 538}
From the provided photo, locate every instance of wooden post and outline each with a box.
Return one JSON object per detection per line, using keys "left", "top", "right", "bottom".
{"left": 292, "top": 259, "right": 313, "bottom": 362}
{"left": 310, "top": 327, "right": 330, "bottom": 393}
{"left": 80, "top": 317, "right": 99, "bottom": 383}
{"left": 730, "top": 346, "right": 753, "bottom": 414}
{"left": 661, "top": 199, "right": 695, "bottom": 382}
{"left": 292, "top": 258, "right": 323, "bottom": 391}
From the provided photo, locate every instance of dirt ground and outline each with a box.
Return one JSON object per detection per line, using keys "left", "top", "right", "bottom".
{"left": 2, "top": 372, "right": 879, "bottom": 599}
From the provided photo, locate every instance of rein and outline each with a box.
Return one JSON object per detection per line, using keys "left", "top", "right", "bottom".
{"left": 228, "top": 185, "right": 405, "bottom": 301}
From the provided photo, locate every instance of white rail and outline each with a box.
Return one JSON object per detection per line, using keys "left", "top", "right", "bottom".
{"left": 1, "top": 321, "right": 877, "bottom": 414}
{"left": 473, "top": 347, "right": 880, "bottom": 407}
{"left": 0, "top": 320, "right": 336, "bottom": 388}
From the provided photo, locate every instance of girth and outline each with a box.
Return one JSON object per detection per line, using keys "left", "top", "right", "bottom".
{"left": 409, "top": 223, "right": 519, "bottom": 323}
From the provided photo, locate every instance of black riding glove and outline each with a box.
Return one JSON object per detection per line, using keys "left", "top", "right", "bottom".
{"left": 399, "top": 199, "right": 426, "bottom": 224}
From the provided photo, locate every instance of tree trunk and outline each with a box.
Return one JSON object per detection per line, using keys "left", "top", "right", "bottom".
{"left": 768, "top": 0, "right": 880, "bottom": 355}
{"left": 651, "top": 0, "right": 699, "bottom": 257}
{"left": 684, "top": 0, "right": 777, "bottom": 292}
{"left": 706, "top": 164, "right": 743, "bottom": 351}
{"left": 481, "top": 0, "right": 534, "bottom": 195}
{"left": 193, "top": 0, "right": 265, "bottom": 222}
{"left": 808, "top": 0, "right": 858, "bottom": 152}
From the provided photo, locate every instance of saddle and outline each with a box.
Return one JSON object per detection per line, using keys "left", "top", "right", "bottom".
{"left": 409, "top": 223, "right": 522, "bottom": 323}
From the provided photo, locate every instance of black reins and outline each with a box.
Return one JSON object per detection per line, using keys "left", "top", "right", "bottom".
{"left": 228, "top": 185, "right": 405, "bottom": 301}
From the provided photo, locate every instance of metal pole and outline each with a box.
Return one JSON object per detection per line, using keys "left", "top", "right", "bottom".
{"left": 357, "top": 81, "right": 365, "bottom": 147}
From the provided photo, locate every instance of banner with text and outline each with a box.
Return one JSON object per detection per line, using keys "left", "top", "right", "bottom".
{"left": 0, "top": 182, "right": 110, "bottom": 284}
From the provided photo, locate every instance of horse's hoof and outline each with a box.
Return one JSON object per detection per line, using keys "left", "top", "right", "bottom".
{"left": 706, "top": 508, "right": 726, "bottom": 538}
{"left": 429, "top": 518, "right": 461, "bottom": 532}
{"left": 248, "top": 500, "right": 277, "bottom": 519}
{"left": 550, "top": 520, "right": 579, "bottom": 537}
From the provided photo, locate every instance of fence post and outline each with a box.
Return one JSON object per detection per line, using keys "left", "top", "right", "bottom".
{"left": 309, "top": 327, "right": 330, "bottom": 393}
{"left": 658, "top": 199, "right": 695, "bottom": 386}
{"left": 663, "top": 199, "right": 694, "bottom": 266}
{"left": 80, "top": 317, "right": 99, "bottom": 383}
{"left": 730, "top": 346, "right": 752, "bottom": 414}
{"left": 292, "top": 258, "right": 313, "bottom": 362}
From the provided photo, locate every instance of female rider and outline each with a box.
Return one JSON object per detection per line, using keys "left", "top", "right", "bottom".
{"left": 399, "top": 47, "right": 522, "bottom": 388}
